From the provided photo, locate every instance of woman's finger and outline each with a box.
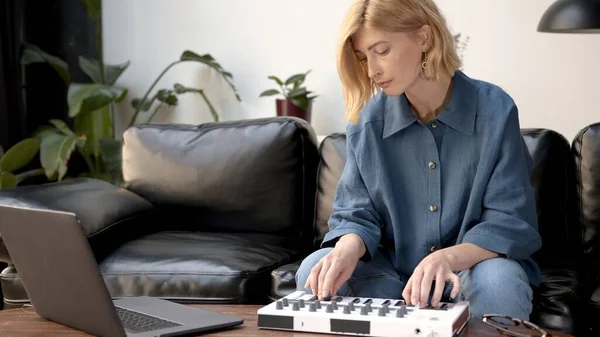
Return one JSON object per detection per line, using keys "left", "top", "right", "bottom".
{"left": 410, "top": 269, "right": 423, "bottom": 307}
{"left": 321, "top": 261, "right": 341, "bottom": 299}
{"left": 306, "top": 261, "right": 322, "bottom": 295}
{"left": 419, "top": 268, "right": 434, "bottom": 307}
{"left": 449, "top": 273, "right": 461, "bottom": 300}
{"left": 402, "top": 277, "right": 413, "bottom": 305}
{"left": 431, "top": 271, "right": 446, "bottom": 307}
{"left": 317, "top": 258, "right": 331, "bottom": 299}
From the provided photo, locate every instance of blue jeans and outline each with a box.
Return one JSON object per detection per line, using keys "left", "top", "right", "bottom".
{"left": 295, "top": 248, "right": 533, "bottom": 321}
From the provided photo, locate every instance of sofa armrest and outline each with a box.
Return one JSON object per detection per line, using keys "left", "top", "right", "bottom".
{"left": 269, "top": 260, "right": 302, "bottom": 301}
{"left": 0, "top": 178, "right": 154, "bottom": 263}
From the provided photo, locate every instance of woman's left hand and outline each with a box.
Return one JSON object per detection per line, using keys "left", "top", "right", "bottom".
{"left": 402, "top": 250, "right": 461, "bottom": 308}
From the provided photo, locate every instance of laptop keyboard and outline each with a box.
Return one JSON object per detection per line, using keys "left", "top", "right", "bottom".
{"left": 115, "top": 306, "right": 182, "bottom": 333}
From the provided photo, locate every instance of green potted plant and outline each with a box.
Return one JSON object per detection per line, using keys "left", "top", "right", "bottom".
{"left": 259, "top": 70, "right": 316, "bottom": 123}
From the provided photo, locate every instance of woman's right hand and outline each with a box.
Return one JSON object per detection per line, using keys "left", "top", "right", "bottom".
{"left": 305, "top": 233, "right": 366, "bottom": 299}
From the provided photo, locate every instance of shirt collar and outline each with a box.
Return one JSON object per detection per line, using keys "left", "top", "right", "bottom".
{"left": 382, "top": 70, "right": 478, "bottom": 138}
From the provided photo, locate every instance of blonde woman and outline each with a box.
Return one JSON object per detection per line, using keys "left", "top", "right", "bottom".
{"left": 296, "top": 0, "right": 541, "bottom": 321}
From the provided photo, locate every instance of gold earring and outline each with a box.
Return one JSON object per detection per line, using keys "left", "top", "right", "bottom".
{"left": 422, "top": 53, "right": 428, "bottom": 69}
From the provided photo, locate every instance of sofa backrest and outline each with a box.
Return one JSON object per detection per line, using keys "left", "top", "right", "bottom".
{"left": 572, "top": 123, "right": 600, "bottom": 281}
{"left": 312, "top": 133, "right": 347, "bottom": 248}
{"left": 522, "top": 129, "right": 581, "bottom": 267}
{"left": 121, "top": 117, "right": 319, "bottom": 239}
{"left": 313, "top": 129, "right": 582, "bottom": 269}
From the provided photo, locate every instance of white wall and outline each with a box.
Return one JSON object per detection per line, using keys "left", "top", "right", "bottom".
{"left": 103, "top": 0, "right": 600, "bottom": 142}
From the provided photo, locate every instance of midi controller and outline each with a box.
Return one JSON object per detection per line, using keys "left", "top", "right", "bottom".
{"left": 257, "top": 290, "right": 470, "bottom": 337}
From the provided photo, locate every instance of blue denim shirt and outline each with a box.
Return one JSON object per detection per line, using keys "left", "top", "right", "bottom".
{"left": 322, "top": 70, "right": 542, "bottom": 287}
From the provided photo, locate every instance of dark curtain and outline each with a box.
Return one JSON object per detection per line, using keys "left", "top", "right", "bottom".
{"left": 0, "top": 0, "right": 97, "bottom": 152}
{"left": 0, "top": 0, "right": 26, "bottom": 151}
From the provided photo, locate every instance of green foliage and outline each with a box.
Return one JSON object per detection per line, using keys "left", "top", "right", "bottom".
{"left": 129, "top": 50, "right": 240, "bottom": 125}
{"left": 15, "top": 0, "right": 240, "bottom": 187}
{"left": 259, "top": 70, "right": 316, "bottom": 111}
{"left": 0, "top": 139, "right": 44, "bottom": 189}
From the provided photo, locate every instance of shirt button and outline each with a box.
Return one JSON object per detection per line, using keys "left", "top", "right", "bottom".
{"left": 431, "top": 122, "right": 438, "bottom": 128}
{"left": 429, "top": 245, "right": 437, "bottom": 253}
{"left": 429, "top": 204, "right": 438, "bottom": 212}
{"left": 428, "top": 161, "right": 436, "bottom": 169}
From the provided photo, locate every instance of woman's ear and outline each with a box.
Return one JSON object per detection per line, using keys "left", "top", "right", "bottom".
{"left": 418, "top": 25, "right": 432, "bottom": 52}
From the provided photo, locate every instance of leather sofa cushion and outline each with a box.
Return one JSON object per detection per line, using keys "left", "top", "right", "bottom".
{"left": 573, "top": 123, "right": 600, "bottom": 264}
{"left": 591, "top": 284, "right": 600, "bottom": 310}
{"left": 269, "top": 260, "right": 302, "bottom": 301}
{"left": 589, "top": 283, "right": 600, "bottom": 329}
{"left": 99, "top": 231, "right": 304, "bottom": 304}
{"left": 121, "top": 118, "right": 319, "bottom": 239}
{"left": 531, "top": 267, "right": 580, "bottom": 335}
{"left": 312, "top": 133, "right": 346, "bottom": 249}
{"left": 0, "top": 178, "right": 154, "bottom": 263}
{"left": 522, "top": 129, "right": 580, "bottom": 266}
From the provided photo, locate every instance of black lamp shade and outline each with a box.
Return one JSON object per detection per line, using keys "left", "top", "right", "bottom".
{"left": 538, "top": 0, "right": 600, "bottom": 33}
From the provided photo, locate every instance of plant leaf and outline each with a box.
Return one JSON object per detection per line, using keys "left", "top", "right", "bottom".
{"left": 287, "top": 87, "right": 308, "bottom": 98}
{"left": 268, "top": 76, "right": 284, "bottom": 86}
{"left": 291, "top": 96, "right": 309, "bottom": 111}
{"left": 259, "top": 89, "right": 280, "bottom": 97}
{"left": 21, "top": 42, "right": 70, "bottom": 84}
{"left": 0, "top": 172, "right": 17, "bottom": 189}
{"left": 285, "top": 73, "right": 306, "bottom": 86}
{"left": 39, "top": 132, "right": 77, "bottom": 181}
{"left": 99, "top": 139, "right": 123, "bottom": 186}
{"left": 79, "top": 56, "right": 102, "bottom": 83}
{"left": 179, "top": 50, "right": 241, "bottom": 101}
{"left": 81, "top": 0, "right": 101, "bottom": 21}
{"left": 68, "top": 83, "right": 127, "bottom": 118}
{"left": 0, "top": 145, "right": 4, "bottom": 159}
{"left": 0, "top": 138, "right": 40, "bottom": 173}
{"left": 104, "top": 60, "right": 131, "bottom": 86}
{"left": 79, "top": 56, "right": 130, "bottom": 85}
{"left": 32, "top": 125, "right": 60, "bottom": 140}
{"left": 49, "top": 119, "right": 75, "bottom": 137}
{"left": 74, "top": 105, "right": 112, "bottom": 161}
{"left": 156, "top": 89, "right": 178, "bottom": 106}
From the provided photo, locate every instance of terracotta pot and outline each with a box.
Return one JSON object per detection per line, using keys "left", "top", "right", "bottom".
{"left": 276, "top": 99, "right": 312, "bottom": 123}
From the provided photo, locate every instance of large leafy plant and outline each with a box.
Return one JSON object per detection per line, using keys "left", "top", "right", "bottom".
{"left": 259, "top": 70, "right": 316, "bottom": 111}
{"left": 20, "top": 0, "right": 240, "bottom": 186}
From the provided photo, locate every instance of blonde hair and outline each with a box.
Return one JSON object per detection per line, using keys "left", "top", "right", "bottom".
{"left": 337, "top": 0, "right": 462, "bottom": 124}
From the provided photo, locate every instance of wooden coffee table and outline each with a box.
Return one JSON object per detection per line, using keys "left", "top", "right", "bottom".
{"left": 0, "top": 304, "right": 572, "bottom": 336}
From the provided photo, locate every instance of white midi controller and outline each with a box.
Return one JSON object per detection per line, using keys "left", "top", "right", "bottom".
{"left": 257, "top": 290, "right": 470, "bottom": 337}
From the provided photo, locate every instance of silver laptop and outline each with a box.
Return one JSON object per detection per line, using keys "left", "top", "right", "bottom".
{"left": 0, "top": 205, "right": 243, "bottom": 337}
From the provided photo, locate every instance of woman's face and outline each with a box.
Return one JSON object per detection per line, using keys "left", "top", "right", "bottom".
{"left": 352, "top": 25, "right": 428, "bottom": 96}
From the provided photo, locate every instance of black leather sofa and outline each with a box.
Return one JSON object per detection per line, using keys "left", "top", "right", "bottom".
{"left": 0, "top": 117, "right": 598, "bottom": 336}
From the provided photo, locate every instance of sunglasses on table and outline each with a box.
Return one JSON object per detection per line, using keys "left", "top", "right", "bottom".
{"left": 482, "top": 314, "right": 552, "bottom": 337}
